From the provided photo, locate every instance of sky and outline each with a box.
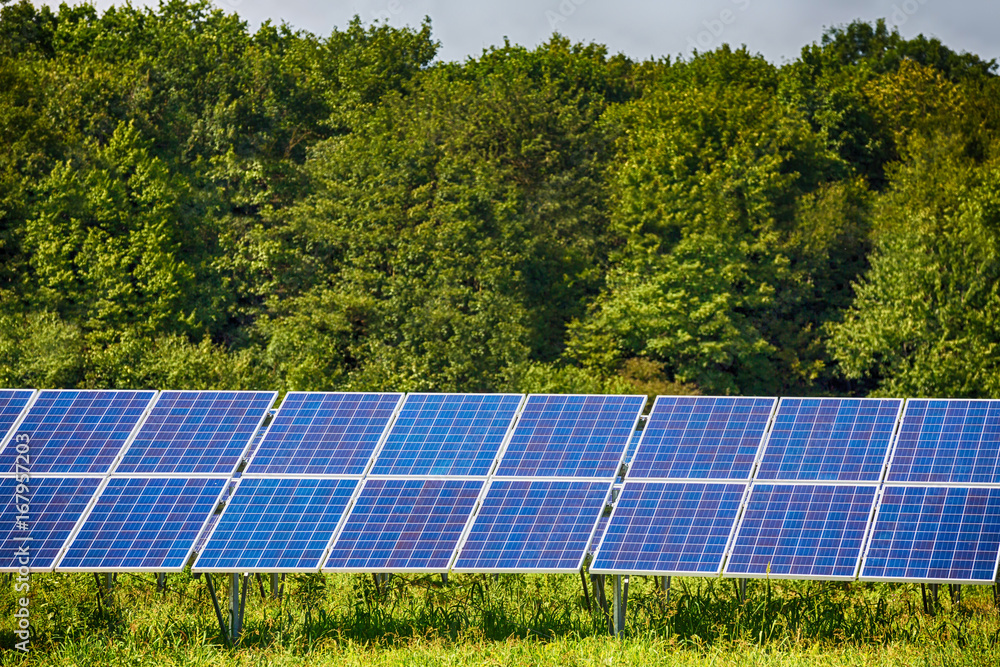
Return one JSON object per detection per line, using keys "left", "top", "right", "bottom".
{"left": 58, "top": 0, "right": 1000, "bottom": 65}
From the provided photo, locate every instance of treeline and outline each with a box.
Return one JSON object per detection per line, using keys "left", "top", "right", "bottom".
{"left": 1, "top": 0, "right": 998, "bottom": 398}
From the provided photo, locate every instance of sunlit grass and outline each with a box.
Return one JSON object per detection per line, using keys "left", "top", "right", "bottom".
{"left": 2, "top": 571, "right": 997, "bottom": 665}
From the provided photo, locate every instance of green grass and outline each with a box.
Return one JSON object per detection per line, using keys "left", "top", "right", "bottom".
{"left": 2, "top": 571, "right": 998, "bottom": 665}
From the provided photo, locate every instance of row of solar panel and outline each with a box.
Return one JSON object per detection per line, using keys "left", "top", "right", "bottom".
{"left": 2, "top": 390, "right": 1000, "bottom": 584}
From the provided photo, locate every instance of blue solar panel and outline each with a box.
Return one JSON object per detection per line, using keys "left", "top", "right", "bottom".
{"left": 0, "top": 390, "right": 157, "bottom": 474}
{"left": 887, "top": 400, "right": 1000, "bottom": 484}
{"left": 629, "top": 397, "right": 776, "bottom": 480}
{"left": 324, "top": 478, "right": 482, "bottom": 571}
{"left": 369, "top": 394, "right": 522, "bottom": 477}
{"left": 115, "top": 391, "right": 276, "bottom": 475}
{"left": 495, "top": 395, "right": 645, "bottom": 479}
{"left": 725, "top": 484, "right": 876, "bottom": 579}
{"left": 58, "top": 477, "right": 225, "bottom": 571}
{"left": 0, "top": 389, "right": 34, "bottom": 443}
{"left": 861, "top": 486, "right": 1000, "bottom": 583}
{"left": 195, "top": 478, "right": 358, "bottom": 571}
{"left": 453, "top": 480, "right": 611, "bottom": 572}
{"left": 0, "top": 477, "right": 101, "bottom": 572}
{"left": 246, "top": 392, "right": 403, "bottom": 476}
{"left": 591, "top": 482, "right": 746, "bottom": 575}
{"left": 756, "top": 398, "right": 902, "bottom": 482}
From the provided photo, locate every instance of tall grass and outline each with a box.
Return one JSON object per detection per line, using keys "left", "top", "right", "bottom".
{"left": 2, "top": 571, "right": 998, "bottom": 665}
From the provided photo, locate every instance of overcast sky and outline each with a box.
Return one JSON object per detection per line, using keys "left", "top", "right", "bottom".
{"left": 63, "top": 0, "right": 1000, "bottom": 65}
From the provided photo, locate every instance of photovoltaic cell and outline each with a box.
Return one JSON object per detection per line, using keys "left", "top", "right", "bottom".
{"left": 755, "top": 398, "right": 902, "bottom": 482}
{"left": 58, "top": 477, "right": 225, "bottom": 571}
{"left": 887, "top": 399, "right": 1000, "bottom": 484}
{"left": 591, "top": 482, "right": 745, "bottom": 575}
{"left": 115, "top": 391, "right": 276, "bottom": 475}
{"left": 0, "top": 390, "right": 156, "bottom": 475}
{"left": 369, "top": 394, "right": 522, "bottom": 477}
{"left": 0, "top": 389, "right": 34, "bottom": 443}
{"left": 725, "top": 484, "right": 876, "bottom": 579}
{"left": 246, "top": 392, "right": 403, "bottom": 476}
{"left": 324, "top": 478, "right": 482, "bottom": 571}
{"left": 628, "top": 397, "right": 776, "bottom": 480}
{"left": 195, "top": 478, "right": 358, "bottom": 571}
{"left": 861, "top": 486, "right": 1000, "bottom": 583}
{"left": 453, "top": 480, "right": 610, "bottom": 572}
{"left": 495, "top": 395, "right": 645, "bottom": 479}
{"left": 0, "top": 477, "right": 101, "bottom": 572}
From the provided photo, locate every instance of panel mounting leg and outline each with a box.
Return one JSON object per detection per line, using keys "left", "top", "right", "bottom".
{"left": 229, "top": 573, "right": 247, "bottom": 643}
{"left": 270, "top": 573, "right": 281, "bottom": 600}
{"left": 661, "top": 576, "right": 671, "bottom": 606}
{"left": 612, "top": 574, "right": 629, "bottom": 637}
{"left": 104, "top": 572, "right": 115, "bottom": 593}
{"left": 737, "top": 578, "right": 747, "bottom": 603}
{"left": 580, "top": 568, "right": 591, "bottom": 612}
{"left": 950, "top": 584, "right": 961, "bottom": 605}
{"left": 157, "top": 572, "right": 166, "bottom": 592}
{"left": 204, "top": 574, "right": 231, "bottom": 647}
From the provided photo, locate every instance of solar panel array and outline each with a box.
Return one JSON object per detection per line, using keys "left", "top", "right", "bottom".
{"left": 59, "top": 477, "right": 227, "bottom": 571}
{"left": 452, "top": 395, "right": 645, "bottom": 573}
{"left": 592, "top": 397, "right": 775, "bottom": 576}
{"left": 0, "top": 477, "right": 102, "bottom": 572}
{"left": 0, "top": 389, "right": 35, "bottom": 446}
{"left": 7, "top": 387, "right": 1000, "bottom": 584}
{"left": 115, "top": 391, "right": 276, "bottom": 475}
{"left": 859, "top": 398, "right": 1000, "bottom": 583}
{"left": 0, "top": 390, "right": 157, "bottom": 475}
{"left": 196, "top": 392, "right": 405, "bottom": 573}
{"left": 724, "top": 398, "right": 902, "bottom": 580}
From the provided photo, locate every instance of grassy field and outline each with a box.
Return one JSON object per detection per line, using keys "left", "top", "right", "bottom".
{"left": 2, "top": 570, "right": 998, "bottom": 665}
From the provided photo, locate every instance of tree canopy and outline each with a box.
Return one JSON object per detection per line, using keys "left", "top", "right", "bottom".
{"left": 1, "top": 1, "right": 997, "bottom": 399}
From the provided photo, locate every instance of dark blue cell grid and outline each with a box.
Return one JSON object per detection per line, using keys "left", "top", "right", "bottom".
{"left": 0, "top": 390, "right": 157, "bottom": 474}
{"left": 887, "top": 399, "right": 1000, "bottom": 484}
{"left": 369, "top": 394, "right": 522, "bottom": 477}
{"left": 861, "top": 486, "right": 1000, "bottom": 583}
{"left": 325, "top": 478, "right": 482, "bottom": 571}
{"left": 115, "top": 391, "right": 276, "bottom": 475}
{"left": 495, "top": 394, "right": 645, "bottom": 479}
{"left": 756, "top": 398, "right": 902, "bottom": 482}
{"left": 0, "top": 389, "right": 34, "bottom": 444}
{"left": 591, "top": 482, "right": 746, "bottom": 575}
{"left": 629, "top": 396, "right": 776, "bottom": 480}
{"left": 58, "top": 477, "right": 225, "bottom": 570}
{"left": 195, "top": 478, "right": 358, "bottom": 571}
{"left": 726, "top": 484, "right": 877, "bottom": 579}
{"left": 0, "top": 477, "right": 101, "bottom": 571}
{"left": 246, "top": 392, "right": 403, "bottom": 476}
{"left": 454, "top": 480, "right": 611, "bottom": 572}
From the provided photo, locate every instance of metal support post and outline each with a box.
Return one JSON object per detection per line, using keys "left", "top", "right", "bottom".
{"left": 229, "top": 573, "right": 241, "bottom": 642}
{"left": 612, "top": 574, "right": 629, "bottom": 636}
{"left": 204, "top": 574, "right": 231, "bottom": 647}
{"left": 157, "top": 572, "right": 166, "bottom": 592}
{"left": 270, "top": 573, "right": 280, "bottom": 600}
{"left": 440, "top": 572, "right": 447, "bottom": 585}
{"left": 950, "top": 584, "right": 961, "bottom": 605}
{"left": 104, "top": 572, "right": 114, "bottom": 593}
{"left": 580, "top": 569, "right": 592, "bottom": 612}
{"left": 738, "top": 578, "right": 747, "bottom": 603}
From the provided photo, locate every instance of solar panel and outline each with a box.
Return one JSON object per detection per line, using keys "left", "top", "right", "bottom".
{"left": 452, "top": 480, "right": 611, "bottom": 572}
{"left": 57, "top": 477, "right": 226, "bottom": 571}
{"left": 628, "top": 397, "right": 776, "bottom": 480}
{"left": 887, "top": 399, "right": 1000, "bottom": 484}
{"left": 725, "top": 484, "right": 877, "bottom": 579}
{"left": 369, "top": 394, "right": 523, "bottom": 477}
{"left": 755, "top": 398, "right": 902, "bottom": 482}
{"left": 860, "top": 486, "right": 1000, "bottom": 583}
{"left": 114, "top": 391, "right": 276, "bottom": 475}
{"left": 0, "top": 477, "right": 101, "bottom": 572}
{"left": 245, "top": 392, "right": 403, "bottom": 476}
{"left": 194, "top": 478, "right": 358, "bottom": 572}
{"left": 324, "top": 478, "right": 482, "bottom": 571}
{"left": 0, "top": 390, "right": 157, "bottom": 474}
{"left": 0, "top": 389, "right": 35, "bottom": 444}
{"left": 590, "top": 482, "right": 746, "bottom": 575}
{"left": 495, "top": 394, "right": 645, "bottom": 479}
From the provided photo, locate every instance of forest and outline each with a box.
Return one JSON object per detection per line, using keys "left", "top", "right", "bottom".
{"left": 1, "top": 0, "right": 999, "bottom": 400}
